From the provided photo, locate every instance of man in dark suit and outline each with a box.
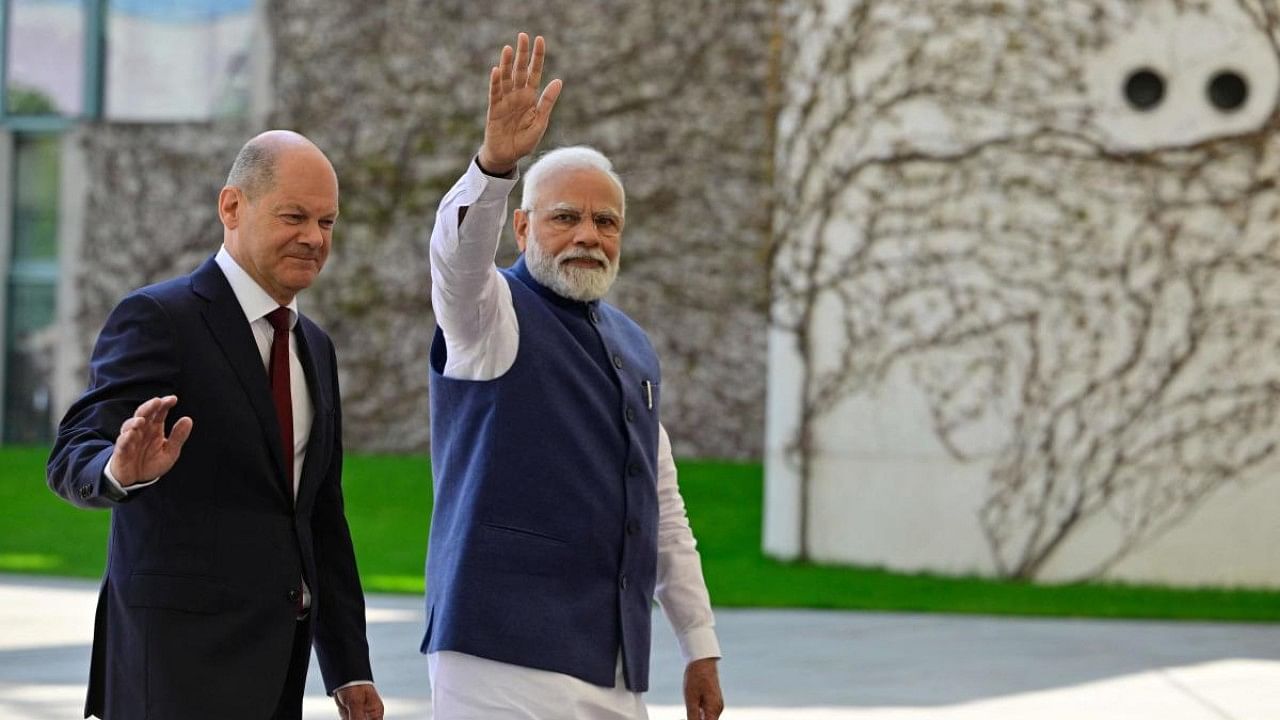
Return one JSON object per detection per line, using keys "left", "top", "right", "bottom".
{"left": 47, "top": 131, "right": 384, "bottom": 720}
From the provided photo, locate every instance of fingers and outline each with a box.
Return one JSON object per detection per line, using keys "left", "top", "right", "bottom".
{"left": 167, "top": 416, "right": 194, "bottom": 453}
{"left": 529, "top": 35, "right": 547, "bottom": 87}
{"left": 685, "top": 693, "right": 725, "bottom": 720}
{"left": 150, "top": 394, "right": 178, "bottom": 429}
{"left": 513, "top": 32, "right": 531, "bottom": 87}
{"left": 130, "top": 395, "right": 178, "bottom": 437}
{"left": 499, "top": 33, "right": 546, "bottom": 92}
{"left": 498, "top": 43, "right": 514, "bottom": 92}
{"left": 132, "top": 395, "right": 166, "bottom": 422}
{"left": 120, "top": 397, "right": 188, "bottom": 449}
{"left": 538, "top": 78, "right": 563, "bottom": 116}
{"left": 489, "top": 65, "right": 502, "bottom": 106}
{"left": 120, "top": 396, "right": 171, "bottom": 447}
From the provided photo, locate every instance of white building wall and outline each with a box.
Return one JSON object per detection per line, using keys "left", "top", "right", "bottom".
{"left": 766, "top": 0, "right": 1280, "bottom": 588}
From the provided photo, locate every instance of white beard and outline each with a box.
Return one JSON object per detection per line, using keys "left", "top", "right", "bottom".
{"left": 525, "top": 235, "right": 619, "bottom": 302}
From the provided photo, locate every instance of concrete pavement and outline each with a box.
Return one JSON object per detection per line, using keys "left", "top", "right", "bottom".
{"left": 1, "top": 575, "right": 1277, "bottom": 719}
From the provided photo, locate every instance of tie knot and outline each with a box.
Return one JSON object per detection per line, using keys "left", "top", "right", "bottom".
{"left": 267, "top": 307, "right": 292, "bottom": 333}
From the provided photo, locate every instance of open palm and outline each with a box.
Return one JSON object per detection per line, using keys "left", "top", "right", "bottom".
{"left": 479, "top": 33, "right": 562, "bottom": 175}
{"left": 109, "top": 395, "right": 193, "bottom": 486}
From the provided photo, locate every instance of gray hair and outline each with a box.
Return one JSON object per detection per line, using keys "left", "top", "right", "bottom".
{"left": 520, "top": 146, "right": 626, "bottom": 215}
{"left": 225, "top": 140, "right": 278, "bottom": 201}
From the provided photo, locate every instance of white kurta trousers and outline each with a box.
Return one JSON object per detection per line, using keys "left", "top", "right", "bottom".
{"left": 428, "top": 651, "right": 650, "bottom": 720}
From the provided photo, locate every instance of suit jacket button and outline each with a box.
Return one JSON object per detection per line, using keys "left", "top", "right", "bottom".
{"left": 625, "top": 406, "right": 635, "bottom": 423}
{"left": 619, "top": 574, "right": 629, "bottom": 590}
{"left": 287, "top": 589, "right": 301, "bottom": 604}
{"left": 78, "top": 485, "right": 92, "bottom": 500}
{"left": 626, "top": 519, "right": 640, "bottom": 535}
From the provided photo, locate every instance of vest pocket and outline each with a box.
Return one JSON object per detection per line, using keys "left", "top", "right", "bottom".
{"left": 480, "top": 521, "right": 568, "bottom": 546}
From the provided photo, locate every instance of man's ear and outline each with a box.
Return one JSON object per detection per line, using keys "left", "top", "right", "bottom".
{"left": 513, "top": 208, "right": 529, "bottom": 253}
{"left": 218, "top": 186, "right": 243, "bottom": 229}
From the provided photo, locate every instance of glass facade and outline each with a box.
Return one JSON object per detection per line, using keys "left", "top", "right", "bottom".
{"left": 0, "top": 0, "right": 260, "bottom": 444}
{"left": 105, "top": 0, "right": 255, "bottom": 121}
{"left": 3, "top": 134, "right": 59, "bottom": 443}
{"left": 4, "top": 0, "right": 87, "bottom": 116}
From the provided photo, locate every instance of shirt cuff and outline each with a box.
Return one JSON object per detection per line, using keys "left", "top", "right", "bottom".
{"left": 103, "top": 453, "right": 159, "bottom": 494}
{"left": 467, "top": 156, "right": 521, "bottom": 203}
{"left": 677, "top": 626, "right": 722, "bottom": 664}
{"left": 333, "top": 680, "right": 374, "bottom": 694}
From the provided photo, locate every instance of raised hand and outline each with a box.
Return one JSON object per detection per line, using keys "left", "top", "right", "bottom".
{"left": 477, "top": 32, "right": 563, "bottom": 176}
{"left": 108, "top": 395, "right": 193, "bottom": 487}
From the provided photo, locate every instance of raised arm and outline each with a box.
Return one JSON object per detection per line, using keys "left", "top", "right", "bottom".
{"left": 429, "top": 33, "right": 562, "bottom": 380}
{"left": 47, "top": 292, "right": 193, "bottom": 509}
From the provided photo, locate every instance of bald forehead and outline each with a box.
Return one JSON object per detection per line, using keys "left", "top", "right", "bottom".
{"left": 246, "top": 129, "right": 319, "bottom": 153}
{"left": 228, "top": 131, "right": 336, "bottom": 200}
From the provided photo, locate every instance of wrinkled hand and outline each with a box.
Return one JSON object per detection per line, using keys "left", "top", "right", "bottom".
{"left": 334, "top": 683, "right": 384, "bottom": 720}
{"left": 684, "top": 657, "right": 724, "bottom": 720}
{"left": 108, "top": 395, "right": 193, "bottom": 486}
{"left": 477, "top": 32, "right": 563, "bottom": 175}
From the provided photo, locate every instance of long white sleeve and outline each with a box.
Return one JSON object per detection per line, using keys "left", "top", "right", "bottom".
{"left": 654, "top": 424, "right": 722, "bottom": 663}
{"left": 429, "top": 158, "right": 520, "bottom": 381}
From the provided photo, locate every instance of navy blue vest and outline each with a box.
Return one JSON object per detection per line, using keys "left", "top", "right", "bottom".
{"left": 424, "top": 256, "right": 662, "bottom": 691}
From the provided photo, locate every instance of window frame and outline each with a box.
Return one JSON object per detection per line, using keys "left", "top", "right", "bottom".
{"left": 0, "top": 0, "right": 105, "bottom": 127}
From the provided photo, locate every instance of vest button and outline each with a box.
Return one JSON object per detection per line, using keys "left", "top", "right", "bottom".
{"left": 286, "top": 588, "right": 301, "bottom": 604}
{"left": 612, "top": 354, "right": 624, "bottom": 369}
{"left": 589, "top": 309, "right": 600, "bottom": 324}
{"left": 625, "top": 406, "right": 635, "bottom": 422}
{"left": 619, "top": 574, "right": 629, "bottom": 590}
{"left": 626, "top": 518, "right": 640, "bottom": 535}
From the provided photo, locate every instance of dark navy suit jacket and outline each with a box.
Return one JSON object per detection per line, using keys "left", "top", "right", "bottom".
{"left": 48, "top": 256, "right": 371, "bottom": 719}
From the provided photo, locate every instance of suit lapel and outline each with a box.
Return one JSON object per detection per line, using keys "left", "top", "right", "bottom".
{"left": 190, "top": 257, "right": 292, "bottom": 503}
{"left": 294, "top": 315, "right": 330, "bottom": 503}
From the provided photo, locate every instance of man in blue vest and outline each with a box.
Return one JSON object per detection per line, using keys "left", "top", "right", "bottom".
{"left": 423, "top": 33, "right": 725, "bottom": 719}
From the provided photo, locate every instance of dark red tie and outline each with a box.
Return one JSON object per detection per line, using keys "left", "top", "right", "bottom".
{"left": 266, "top": 307, "right": 294, "bottom": 499}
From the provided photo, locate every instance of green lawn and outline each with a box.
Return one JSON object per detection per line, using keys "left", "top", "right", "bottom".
{"left": 6, "top": 446, "right": 1279, "bottom": 621}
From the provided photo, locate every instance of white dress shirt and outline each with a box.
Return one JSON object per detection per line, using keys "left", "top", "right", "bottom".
{"left": 427, "top": 159, "right": 721, "bottom": 715}
{"left": 214, "top": 246, "right": 313, "bottom": 497}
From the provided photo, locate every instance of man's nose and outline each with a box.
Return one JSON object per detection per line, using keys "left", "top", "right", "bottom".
{"left": 298, "top": 221, "right": 324, "bottom": 247}
{"left": 572, "top": 218, "right": 601, "bottom": 246}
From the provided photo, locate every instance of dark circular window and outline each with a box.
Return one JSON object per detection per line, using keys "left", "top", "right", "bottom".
{"left": 1124, "top": 68, "right": 1166, "bottom": 111}
{"left": 1207, "top": 70, "right": 1249, "bottom": 112}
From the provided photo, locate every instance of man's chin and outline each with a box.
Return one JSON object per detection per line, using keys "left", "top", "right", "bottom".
{"left": 279, "top": 270, "right": 320, "bottom": 293}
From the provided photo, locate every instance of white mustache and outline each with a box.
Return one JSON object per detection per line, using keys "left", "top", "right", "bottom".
{"left": 557, "top": 248, "right": 610, "bottom": 268}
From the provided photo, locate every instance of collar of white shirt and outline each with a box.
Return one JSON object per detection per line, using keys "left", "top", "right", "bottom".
{"left": 214, "top": 246, "right": 299, "bottom": 329}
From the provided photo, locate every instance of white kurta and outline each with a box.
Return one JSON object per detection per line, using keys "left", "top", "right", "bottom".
{"left": 427, "top": 160, "right": 721, "bottom": 718}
